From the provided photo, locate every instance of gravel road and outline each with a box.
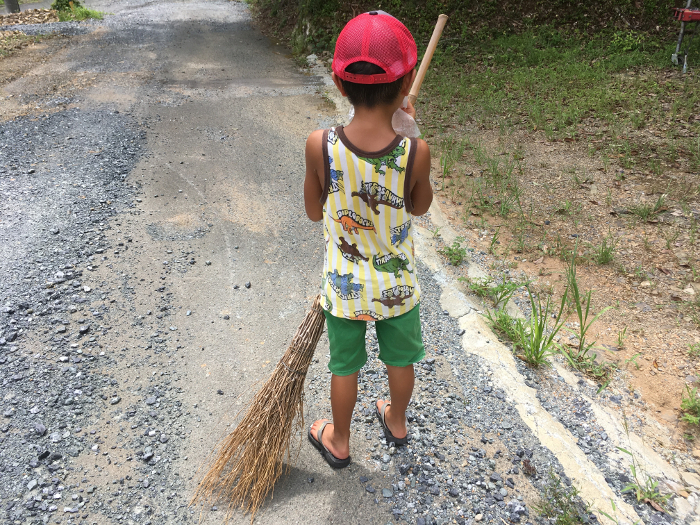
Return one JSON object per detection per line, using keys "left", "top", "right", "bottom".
{"left": 0, "top": 1, "right": 696, "bottom": 525}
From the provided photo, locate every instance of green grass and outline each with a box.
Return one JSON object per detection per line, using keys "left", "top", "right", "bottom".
{"left": 681, "top": 385, "right": 700, "bottom": 426}
{"left": 57, "top": 6, "right": 104, "bottom": 21}
{"left": 515, "top": 286, "right": 567, "bottom": 367}
{"left": 689, "top": 343, "right": 700, "bottom": 358}
{"left": 424, "top": 27, "right": 700, "bottom": 143}
{"left": 630, "top": 194, "right": 667, "bottom": 222}
{"left": 533, "top": 469, "right": 591, "bottom": 525}
{"left": 593, "top": 235, "right": 616, "bottom": 265}
{"left": 461, "top": 276, "right": 522, "bottom": 308}
{"left": 485, "top": 307, "right": 522, "bottom": 344}
{"left": 617, "top": 445, "right": 671, "bottom": 510}
{"left": 438, "top": 237, "right": 467, "bottom": 266}
{"left": 560, "top": 246, "right": 614, "bottom": 388}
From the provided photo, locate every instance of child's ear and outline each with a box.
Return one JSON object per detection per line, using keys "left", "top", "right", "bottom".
{"left": 332, "top": 72, "right": 348, "bottom": 98}
{"left": 401, "top": 70, "right": 417, "bottom": 96}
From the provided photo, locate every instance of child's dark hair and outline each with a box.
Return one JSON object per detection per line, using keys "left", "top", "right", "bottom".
{"left": 340, "top": 61, "right": 406, "bottom": 108}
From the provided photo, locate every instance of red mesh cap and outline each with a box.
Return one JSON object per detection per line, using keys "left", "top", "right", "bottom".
{"left": 333, "top": 10, "right": 417, "bottom": 85}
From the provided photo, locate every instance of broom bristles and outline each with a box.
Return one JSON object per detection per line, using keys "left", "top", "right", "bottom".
{"left": 190, "top": 295, "right": 325, "bottom": 521}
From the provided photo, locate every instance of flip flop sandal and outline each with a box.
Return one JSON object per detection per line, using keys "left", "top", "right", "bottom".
{"left": 307, "top": 421, "right": 351, "bottom": 469}
{"left": 376, "top": 401, "right": 409, "bottom": 446}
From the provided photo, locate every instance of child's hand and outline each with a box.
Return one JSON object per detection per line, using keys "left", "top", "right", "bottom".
{"left": 401, "top": 99, "right": 416, "bottom": 120}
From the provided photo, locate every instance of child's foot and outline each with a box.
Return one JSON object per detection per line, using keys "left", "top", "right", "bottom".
{"left": 308, "top": 419, "right": 350, "bottom": 460}
{"left": 376, "top": 399, "right": 407, "bottom": 440}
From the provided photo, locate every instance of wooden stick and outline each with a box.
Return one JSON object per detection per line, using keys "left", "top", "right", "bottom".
{"left": 408, "top": 14, "right": 448, "bottom": 105}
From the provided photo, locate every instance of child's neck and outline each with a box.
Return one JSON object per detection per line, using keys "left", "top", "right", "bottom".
{"left": 343, "top": 102, "right": 400, "bottom": 152}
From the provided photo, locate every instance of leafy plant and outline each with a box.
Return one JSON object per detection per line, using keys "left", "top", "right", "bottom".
{"left": 485, "top": 307, "right": 522, "bottom": 343}
{"left": 617, "top": 446, "right": 671, "bottom": 510}
{"left": 616, "top": 416, "right": 671, "bottom": 512}
{"left": 533, "top": 469, "right": 590, "bottom": 525}
{"left": 56, "top": 1, "right": 104, "bottom": 21}
{"left": 462, "top": 277, "right": 522, "bottom": 308}
{"left": 489, "top": 227, "right": 500, "bottom": 255}
{"left": 515, "top": 285, "right": 567, "bottom": 367}
{"left": 429, "top": 226, "right": 442, "bottom": 239}
{"left": 438, "top": 237, "right": 467, "bottom": 266}
{"left": 617, "top": 326, "right": 627, "bottom": 348}
{"left": 630, "top": 194, "right": 666, "bottom": 221}
{"left": 681, "top": 386, "right": 700, "bottom": 426}
{"left": 51, "top": 0, "right": 82, "bottom": 10}
{"left": 662, "top": 226, "right": 680, "bottom": 250}
{"left": 624, "top": 352, "right": 641, "bottom": 370}
{"left": 689, "top": 343, "right": 700, "bottom": 358}
{"left": 560, "top": 246, "right": 614, "bottom": 385}
{"left": 556, "top": 200, "right": 573, "bottom": 215}
{"left": 594, "top": 235, "right": 616, "bottom": 265}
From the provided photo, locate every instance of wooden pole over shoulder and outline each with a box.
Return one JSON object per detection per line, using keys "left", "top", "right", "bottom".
{"left": 408, "top": 14, "right": 448, "bottom": 105}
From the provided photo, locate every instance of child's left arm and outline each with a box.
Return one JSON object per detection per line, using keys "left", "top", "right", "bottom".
{"left": 304, "top": 130, "right": 325, "bottom": 222}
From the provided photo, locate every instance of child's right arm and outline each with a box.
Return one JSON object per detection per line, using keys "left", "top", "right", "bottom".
{"left": 409, "top": 139, "right": 432, "bottom": 216}
{"left": 304, "top": 130, "right": 325, "bottom": 222}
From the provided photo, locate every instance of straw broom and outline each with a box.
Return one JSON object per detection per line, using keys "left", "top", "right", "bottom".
{"left": 190, "top": 14, "right": 448, "bottom": 521}
{"left": 190, "top": 294, "right": 326, "bottom": 520}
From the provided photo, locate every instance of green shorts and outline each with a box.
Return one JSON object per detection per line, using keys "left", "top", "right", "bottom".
{"left": 323, "top": 304, "right": 425, "bottom": 376}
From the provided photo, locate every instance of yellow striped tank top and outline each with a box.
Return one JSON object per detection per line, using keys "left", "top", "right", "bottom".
{"left": 321, "top": 126, "right": 420, "bottom": 320}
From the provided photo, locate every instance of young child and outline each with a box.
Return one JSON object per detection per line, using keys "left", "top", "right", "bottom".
{"left": 304, "top": 10, "right": 432, "bottom": 469}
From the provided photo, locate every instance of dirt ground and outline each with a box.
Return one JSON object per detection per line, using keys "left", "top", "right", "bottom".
{"left": 427, "top": 118, "right": 700, "bottom": 448}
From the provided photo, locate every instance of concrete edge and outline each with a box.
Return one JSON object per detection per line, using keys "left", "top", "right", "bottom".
{"left": 414, "top": 205, "right": 647, "bottom": 525}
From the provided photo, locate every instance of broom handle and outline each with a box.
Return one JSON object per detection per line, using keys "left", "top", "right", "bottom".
{"left": 408, "top": 14, "right": 448, "bottom": 106}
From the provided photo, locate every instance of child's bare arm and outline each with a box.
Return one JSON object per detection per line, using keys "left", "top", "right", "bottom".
{"left": 409, "top": 139, "right": 432, "bottom": 216}
{"left": 304, "top": 130, "right": 325, "bottom": 222}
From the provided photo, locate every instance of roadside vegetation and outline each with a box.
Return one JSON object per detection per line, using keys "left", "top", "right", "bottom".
{"left": 51, "top": 0, "right": 103, "bottom": 21}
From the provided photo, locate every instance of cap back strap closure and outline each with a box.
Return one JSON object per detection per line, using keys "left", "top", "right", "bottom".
{"left": 339, "top": 72, "right": 392, "bottom": 84}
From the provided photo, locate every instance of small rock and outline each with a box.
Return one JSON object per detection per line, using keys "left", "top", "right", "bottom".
{"left": 475, "top": 514, "right": 483, "bottom": 522}
{"left": 245, "top": 282, "right": 251, "bottom": 289}
{"left": 110, "top": 396, "right": 121, "bottom": 405}
{"left": 382, "top": 488, "right": 393, "bottom": 498}
{"left": 27, "top": 479, "right": 37, "bottom": 491}
{"left": 145, "top": 396, "right": 156, "bottom": 405}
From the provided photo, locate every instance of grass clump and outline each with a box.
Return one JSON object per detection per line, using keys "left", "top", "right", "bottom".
{"left": 461, "top": 276, "right": 522, "bottom": 308}
{"left": 613, "top": 416, "right": 671, "bottom": 512}
{"left": 617, "top": 445, "right": 671, "bottom": 511}
{"left": 485, "top": 307, "right": 522, "bottom": 344}
{"left": 560, "top": 247, "right": 614, "bottom": 388}
{"left": 630, "top": 194, "right": 666, "bottom": 222}
{"left": 689, "top": 343, "right": 700, "bottom": 358}
{"left": 438, "top": 237, "right": 467, "bottom": 266}
{"left": 533, "top": 469, "right": 590, "bottom": 525}
{"left": 593, "top": 235, "right": 616, "bottom": 265}
{"left": 515, "top": 286, "right": 567, "bottom": 367}
{"left": 51, "top": 0, "right": 103, "bottom": 21}
{"left": 681, "top": 386, "right": 700, "bottom": 426}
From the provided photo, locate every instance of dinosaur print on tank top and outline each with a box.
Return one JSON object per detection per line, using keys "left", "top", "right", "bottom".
{"left": 321, "top": 126, "right": 420, "bottom": 320}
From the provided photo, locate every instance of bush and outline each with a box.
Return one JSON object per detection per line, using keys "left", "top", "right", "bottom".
{"left": 51, "top": 0, "right": 82, "bottom": 10}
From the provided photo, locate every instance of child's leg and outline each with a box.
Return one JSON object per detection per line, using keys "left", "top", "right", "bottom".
{"left": 310, "top": 311, "right": 367, "bottom": 461}
{"left": 375, "top": 304, "right": 424, "bottom": 441}
{"left": 310, "top": 371, "right": 358, "bottom": 459}
{"left": 376, "top": 364, "right": 414, "bottom": 439}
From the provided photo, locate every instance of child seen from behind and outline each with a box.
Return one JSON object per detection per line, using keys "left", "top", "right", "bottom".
{"left": 304, "top": 10, "right": 432, "bottom": 468}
